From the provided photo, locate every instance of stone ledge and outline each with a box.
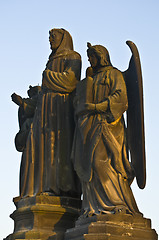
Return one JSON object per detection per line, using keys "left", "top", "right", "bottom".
{"left": 4, "top": 196, "right": 81, "bottom": 240}
{"left": 65, "top": 213, "right": 158, "bottom": 240}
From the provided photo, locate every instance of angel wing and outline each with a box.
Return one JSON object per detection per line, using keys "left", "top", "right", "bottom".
{"left": 123, "top": 40, "right": 146, "bottom": 189}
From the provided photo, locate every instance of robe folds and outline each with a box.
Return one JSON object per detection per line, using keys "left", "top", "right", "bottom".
{"left": 72, "top": 66, "right": 141, "bottom": 216}
{"left": 19, "top": 37, "right": 81, "bottom": 198}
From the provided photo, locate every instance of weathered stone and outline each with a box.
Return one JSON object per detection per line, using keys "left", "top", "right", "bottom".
{"left": 65, "top": 213, "right": 158, "bottom": 240}
{"left": 4, "top": 195, "right": 81, "bottom": 240}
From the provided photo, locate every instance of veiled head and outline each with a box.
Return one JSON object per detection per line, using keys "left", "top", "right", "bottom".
{"left": 87, "top": 42, "right": 112, "bottom": 68}
{"left": 49, "top": 28, "right": 73, "bottom": 53}
{"left": 49, "top": 29, "right": 63, "bottom": 50}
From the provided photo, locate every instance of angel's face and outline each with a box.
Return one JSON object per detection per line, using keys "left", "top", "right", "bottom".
{"left": 88, "top": 53, "right": 98, "bottom": 68}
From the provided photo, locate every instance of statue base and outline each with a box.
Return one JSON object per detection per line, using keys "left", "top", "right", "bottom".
{"left": 4, "top": 195, "right": 81, "bottom": 240}
{"left": 65, "top": 213, "right": 158, "bottom": 240}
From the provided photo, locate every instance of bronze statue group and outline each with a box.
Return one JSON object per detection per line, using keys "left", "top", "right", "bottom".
{"left": 12, "top": 28, "right": 146, "bottom": 219}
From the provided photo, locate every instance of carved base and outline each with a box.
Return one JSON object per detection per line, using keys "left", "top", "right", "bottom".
{"left": 4, "top": 195, "right": 81, "bottom": 240}
{"left": 65, "top": 213, "right": 158, "bottom": 240}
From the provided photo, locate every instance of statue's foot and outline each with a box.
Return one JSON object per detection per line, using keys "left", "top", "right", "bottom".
{"left": 113, "top": 205, "right": 132, "bottom": 215}
{"left": 40, "top": 191, "right": 56, "bottom": 196}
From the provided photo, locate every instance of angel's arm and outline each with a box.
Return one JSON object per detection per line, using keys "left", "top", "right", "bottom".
{"left": 106, "top": 69, "right": 128, "bottom": 122}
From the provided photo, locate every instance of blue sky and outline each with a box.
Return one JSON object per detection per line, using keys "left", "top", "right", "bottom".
{"left": 0, "top": 0, "right": 159, "bottom": 238}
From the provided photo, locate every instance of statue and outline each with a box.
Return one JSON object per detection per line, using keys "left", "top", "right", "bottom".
{"left": 7, "top": 34, "right": 158, "bottom": 240}
{"left": 12, "top": 28, "right": 82, "bottom": 199}
{"left": 72, "top": 42, "right": 146, "bottom": 217}
{"left": 11, "top": 85, "right": 41, "bottom": 152}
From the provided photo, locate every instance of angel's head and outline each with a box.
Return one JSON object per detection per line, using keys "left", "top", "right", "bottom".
{"left": 87, "top": 42, "right": 112, "bottom": 69}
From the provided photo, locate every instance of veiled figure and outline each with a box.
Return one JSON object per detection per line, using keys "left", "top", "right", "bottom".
{"left": 19, "top": 29, "right": 81, "bottom": 198}
{"left": 72, "top": 43, "right": 141, "bottom": 216}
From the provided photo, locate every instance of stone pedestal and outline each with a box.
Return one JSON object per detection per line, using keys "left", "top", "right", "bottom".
{"left": 4, "top": 195, "right": 81, "bottom": 240}
{"left": 65, "top": 213, "right": 158, "bottom": 240}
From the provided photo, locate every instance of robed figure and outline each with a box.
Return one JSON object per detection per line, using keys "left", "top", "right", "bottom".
{"left": 16, "top": 28, "right": 81, "bottom": 199}
{"left": 11, "top": 85, "right": 41, "bottom": 152}
{"left": 72, "top": 42, "right": 146, "bottom": 217}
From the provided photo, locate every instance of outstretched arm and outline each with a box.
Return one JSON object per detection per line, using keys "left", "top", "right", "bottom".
{"left": 11, "top": 93, "right": 37, "bottom": 118}
{"left": 11, "top": 93, "right": 23, "bottom": 106}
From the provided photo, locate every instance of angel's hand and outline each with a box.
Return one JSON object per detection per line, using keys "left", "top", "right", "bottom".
{"left": 85, "top": 103, "right": 95, "bottom": 111}
{"left": 95, "top": 101, "right": 108, "bottom": 113}
{"left": 76, "top": 103, "right": 95, "bottom": 116}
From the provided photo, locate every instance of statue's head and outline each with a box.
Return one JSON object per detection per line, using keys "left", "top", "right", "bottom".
{"left": 87, "top": 42, "right": 112, "bottom": 69}
{"left": 49, "top": 28, "right": 73, "bottom": 53}
{"left": 27, "top": 85, "right": 41, "bottom": 98}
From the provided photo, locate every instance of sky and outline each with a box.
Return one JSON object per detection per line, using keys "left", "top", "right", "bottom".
{"left": 0, "top": 0, "right": 159, "bottom": 238}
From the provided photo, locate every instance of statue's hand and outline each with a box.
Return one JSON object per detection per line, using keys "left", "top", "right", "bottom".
{"left": 11, "top": 93, "right": 23, "bottom": 106}
{"left": 95, "top": 101, "right": 108, "bottom": 113}
{"left": 76, "top": 103, "right": 95, "bottom": 116}
{"left": 85, "top": 103, "right": 95, "bottom": 111}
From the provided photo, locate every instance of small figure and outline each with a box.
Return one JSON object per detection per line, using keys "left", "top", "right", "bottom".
{"left": 72, "top": 42, "right": 145, "bottom": 217}
{"left": 11, "top": 85, "right": 41, "bottom": 152}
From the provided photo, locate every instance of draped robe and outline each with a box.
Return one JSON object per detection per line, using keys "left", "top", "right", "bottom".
{"left": 72, "top": 66, "right": 141, "bottom": 216}
{"left": 19, "top": 37, "right": 81, "bottom": 198}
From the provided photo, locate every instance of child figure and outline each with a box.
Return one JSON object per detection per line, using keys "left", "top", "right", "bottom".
{"left": 11, "top": 85, "right": 41, "bottom": 152}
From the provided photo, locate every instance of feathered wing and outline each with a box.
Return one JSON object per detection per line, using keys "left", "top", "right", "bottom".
{"left": 123, "top": 40, "right": 146, "bottom": 189}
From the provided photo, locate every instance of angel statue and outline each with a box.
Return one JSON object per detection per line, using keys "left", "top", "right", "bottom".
{"left": 72, "top": 41, "right": 146, "bottom": 217}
